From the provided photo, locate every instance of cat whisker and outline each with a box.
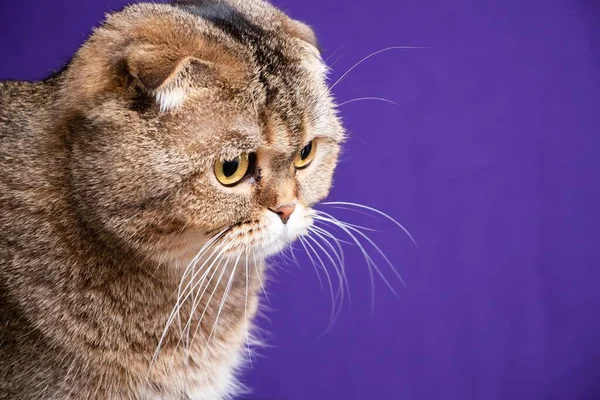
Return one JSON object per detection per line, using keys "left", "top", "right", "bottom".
{"left": 186, "top": 252, "right": 235, "bottom": 355}
{"left": 313, "top": 212, "right": 397, "bottom": 312}
{"left": 308, "top": 226, "right": 351, "bottom": 307}
{"left": 310, "top": 225, "right": 348, "bottom": 263}
{"left": 329, "top": 46, "right": 426, "bottom": 91}
{"left": 325, "top": 217, "right": 380, "bottom": 233}
{"left": 181, "top": 249, "right": 232, "bottom": 357}
{"left": 304, "top": 233, "right": 345, "bottom": 327}
{"left": 146, "top": 258, "right": 207, "bottom": 389}
{"left": 158, "top": 238, "right": 230, "bottom": 367}
{"left": 320, "top": 201, "right": 418, "bottom": 249}
{"left": 167, "top": 238, "right": 231, "bottom": 355}
{"left": 315, "top": 205, "right": 381, "bottom": 228}
{"left": 244, "top": 252, "right": 252, "bottom": 365}
{"left": 275, "top": 242, "right": 297, "bottom": 265}
{"left": 322, "top": 212, "right": 406, "bottom": 287}
{"left": 287, "top": 242, "right": 301, "bottom": 267}
{"left": 287, "top": 242, "right": 301, "bottom": 265}
{"left": 298, "top": 237, "right": 324, "bottom": 291}
{"left": 310, "top": 224, "right": 354, "bottom": 246}
{"left": 151, "top": 231, "right": 227, "bottom": 368}
{"left": 327, "top": 51, "right": 348, "bottom": 70}
{"left": 336, "top": 97, "right": 398, "bottom": 108}
{"left": 176, "top": 230, "right": 228, "bottom": 335}
{"left": 183, "top": 260, "right": 218, "bottom": 356}
{"left": 306, "top": 231, "right": 345, "bottom": 297}
{"left": 323, "top": 45, "right": 345, "bottom": 63}
{"left": 201, "top": 252, "right": 241, "bottom": 353}
{"left": 252, "top": 249, "right": 269, "bottom": 304}
{"left": 178, "top": 229, "right": 228, "bottom": 292}
{"left": 299, "top": 236, "right": 337, "bottom": 322}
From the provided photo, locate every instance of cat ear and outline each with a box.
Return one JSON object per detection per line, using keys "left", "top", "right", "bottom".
{"left": 282, "top": 18, "right": 320, "bottom": 53}
{"left": 125, "top": 45, "right": 208, "bottom": 112}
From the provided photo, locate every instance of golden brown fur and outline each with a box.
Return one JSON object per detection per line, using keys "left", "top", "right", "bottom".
{"left": 0, "top": 0, "right": 343, "bottom": 398}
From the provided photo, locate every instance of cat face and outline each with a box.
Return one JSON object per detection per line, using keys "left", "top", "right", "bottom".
{"left": 62, "top": 1, "right": 344, "bottom": 265}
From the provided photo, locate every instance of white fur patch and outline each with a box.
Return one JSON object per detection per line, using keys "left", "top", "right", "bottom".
{"left": 259, "top": 203, "right": 310, "bottom": 257}
{"left": 154, "top": 87, "right": 186, "bottom": 112}
{"left": 186, "top": 356, "right": 243, "bottom": 400}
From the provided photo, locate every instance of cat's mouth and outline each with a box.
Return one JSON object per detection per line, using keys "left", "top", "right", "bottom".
{"left": 156, "top": 205, "right": 313, "bottom": 269}
{"left": 218, "top": 203, "right": 312, "bottom": 258}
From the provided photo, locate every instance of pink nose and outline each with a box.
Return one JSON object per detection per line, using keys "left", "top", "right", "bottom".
{"left": 274, "top": 204, "right": 296, "bottom": 224}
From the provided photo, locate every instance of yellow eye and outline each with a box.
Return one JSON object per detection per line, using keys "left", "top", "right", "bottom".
{"left": 214, "top": 154, "right": 250, "bottom": 186}
{"left": 294, "top": 140, "right": 317, "bottom": 169}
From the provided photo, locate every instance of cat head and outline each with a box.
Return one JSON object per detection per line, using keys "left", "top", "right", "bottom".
{"left": 59, "top": 0, "right": 344, "bottom": 265}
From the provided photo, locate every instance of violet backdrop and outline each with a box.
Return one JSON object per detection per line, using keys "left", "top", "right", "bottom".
{"left": 1, "top": 0, "right": 599, "bottom": 399}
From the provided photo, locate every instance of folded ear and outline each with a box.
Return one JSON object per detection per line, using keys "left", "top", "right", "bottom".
{"left": 282, "top": 18, "right": 320, "bottom": 53}
{"left": 60, "top": 5, "right": 240, "bottom": 114}
{"left": 126, "top": 44, "right": 209, "bottom": 112}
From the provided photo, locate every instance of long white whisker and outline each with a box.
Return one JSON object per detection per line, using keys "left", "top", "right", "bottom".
{"left": 321, "top": 201, "right": 418, "bottom": 249}
{"left": 314, "top": 212, "right": 396, "bottom": 311}
{"left": 317, "top": 205, "right": 385, "bottom": 229}
{"left": 309, "top": 226, "right": 351, "bottom": 307}
{"left": 330, "top": 217, "right": 405, "bottom": 290}
{"left": 318, "top": 217, "right": 379, "bottom": 233}
{"left": 244, "top": 252, "right": 252, "bottom": 365}
{"left": 306, "top": 233, "right": 344, "bottom": 301}
{"left": 183, "top": 252, "right": 232, "bottom": 355}
{"left": 182, "top": 244, "right": 231, "bottom": 355}
{"left": 278, "top": 244, "right": 298, "bottom": 265}
{"left": 328, "top": 51, "right": 348, "bottom": 70}
{"left": 301, "top": 236, "right": 337, "bottom": 321}
{"left": 311, "top": 224, "right": 355, "bottom": 246}
{"left": 305, "top": 234, "right": 345, "bottom": 326}
{"left": 309, "top": 227, "right": 345, "bottom": 271}
{"left": 144, "top": 231, "right": 228, "bottom": 393}
{"left": 176, "top": 242, "right": 232, "bottom": 360}
{"left": 252, "top": 250, "right": 269, "bottom": 304}
{"left": 324, "top": 45, "right": 345, "bottom": 63}
{"left": 176, "top": 230, "right": 227, "bottom": 335}
{"left": 330, "top": 46, "right": 426, "bottom": 91}
{"left": 178, "top": 232, "right": 229, "bottom": 301}
{"left": 151, "top": 232, "right": 227, "bottom": 364}
{"left": 337, "top": 97, "right": 398, "bottom": 108}
{"left": 202, "top": 252, "right": 241, "bottom": 351}
{"left": 298, "top": 237, "right": 324, "bottom": 290}
{"left": 345, "top": 223, "right": 405, "bottom": 287}
{"left": 163, "top": 239, "right": 231, "bottom": 355}
{"left": 310, "top": 225, "right": 347, "bottom": 264}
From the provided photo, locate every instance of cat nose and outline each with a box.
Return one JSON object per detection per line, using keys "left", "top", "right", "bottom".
{"left": 273, "top": 203, "right": 296, "bottom": 224}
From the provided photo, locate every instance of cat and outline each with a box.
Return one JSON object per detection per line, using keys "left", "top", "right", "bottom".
{"left": 0, "top": 0, "right": 344, "bottom": 398}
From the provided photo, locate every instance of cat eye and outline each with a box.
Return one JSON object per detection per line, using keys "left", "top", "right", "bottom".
{"left": 214, "top": 154, "right": 250, "bottom": 186}
{"left": 293, "top": 140, "right": 317, "bottom": 169}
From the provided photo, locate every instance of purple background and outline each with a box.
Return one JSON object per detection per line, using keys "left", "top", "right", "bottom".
{"left": 1, "top": 0, "right": 599, "bottom": 399}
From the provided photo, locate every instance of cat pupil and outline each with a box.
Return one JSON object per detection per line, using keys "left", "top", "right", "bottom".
{"left": 223, "top": 159, "right": 239, "bottom": 177}
{"left": 300, "top": 142, "right": 312, "bottom": 160}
